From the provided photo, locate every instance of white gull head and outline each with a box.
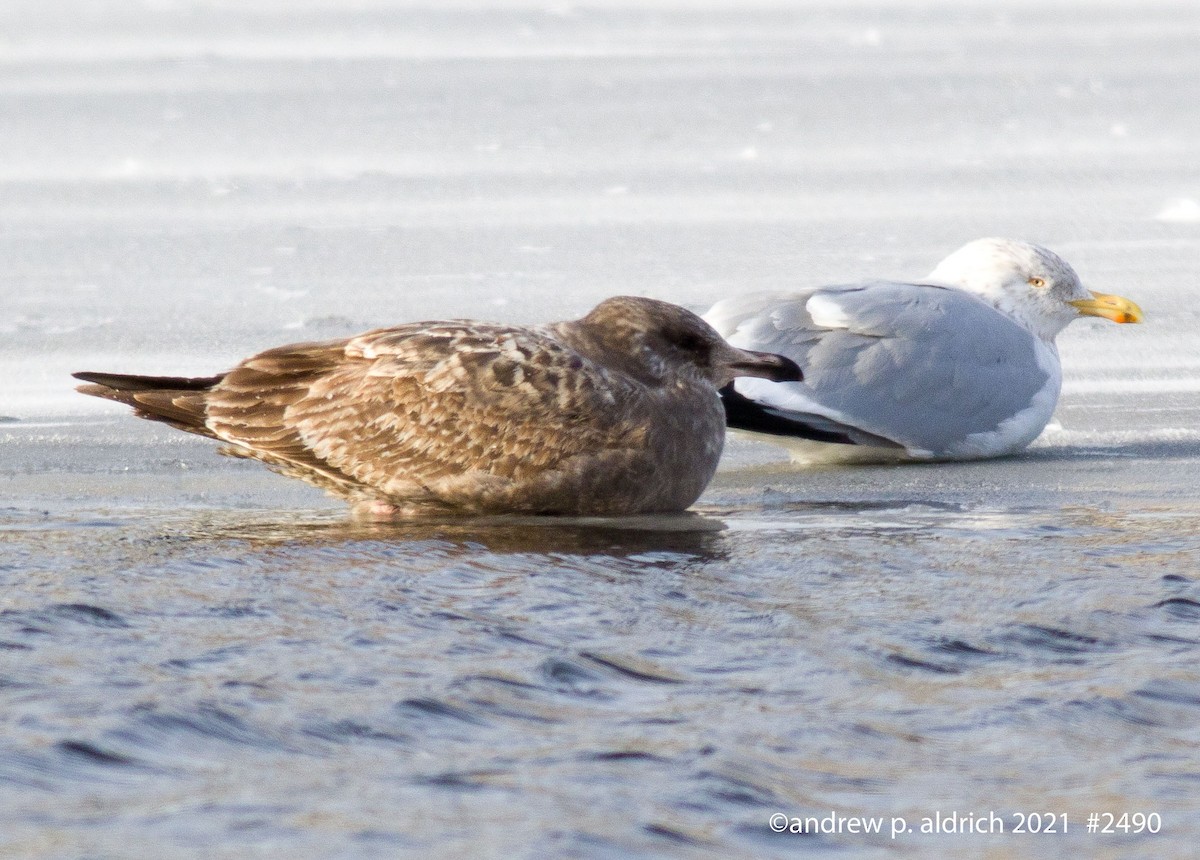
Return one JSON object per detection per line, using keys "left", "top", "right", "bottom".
{"left": 925, "top": 237, "right": 1142, "bottom": 342}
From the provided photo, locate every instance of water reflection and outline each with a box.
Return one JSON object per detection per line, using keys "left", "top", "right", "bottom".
{"left": 178, "top": 509, "right": 731, "bottom": 560}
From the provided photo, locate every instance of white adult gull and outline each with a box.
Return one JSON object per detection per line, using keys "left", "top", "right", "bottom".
{"left": 704, "top": 238, "right": 1143, "bottom": 462}
{"left": 74, "top": 296, "right": 800, "bottom": 517}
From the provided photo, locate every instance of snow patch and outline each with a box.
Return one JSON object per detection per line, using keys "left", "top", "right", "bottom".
{"left": 1155, "top": 198, "right": 1200, "bottom": 223}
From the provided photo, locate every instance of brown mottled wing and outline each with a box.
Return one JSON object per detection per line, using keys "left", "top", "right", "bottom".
{"left": 201, "top": 338, "right": 369, "bottom": 496}
{"left": 204, "top": 323, "right": 650, "bottom": 509}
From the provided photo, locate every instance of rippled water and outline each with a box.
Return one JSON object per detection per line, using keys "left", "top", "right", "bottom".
{"left": 4, "top": 418, "right": 1200, "bottom": 857}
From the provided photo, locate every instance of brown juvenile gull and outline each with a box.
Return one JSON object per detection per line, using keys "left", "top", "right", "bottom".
{"left": 74, "top": 296, "right": 800, "bottom": 517}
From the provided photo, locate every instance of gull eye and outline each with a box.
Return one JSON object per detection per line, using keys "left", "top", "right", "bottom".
{"left": 674, "top": 332, "right": 705, "bottom": 352}
{"left": 1028, "top": 276, "right": 1047, "bottom": 288}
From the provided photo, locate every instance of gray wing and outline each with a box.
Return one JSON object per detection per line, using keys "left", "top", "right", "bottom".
{"left": 704, "top": 282, "right": 1052, "bottom": 454}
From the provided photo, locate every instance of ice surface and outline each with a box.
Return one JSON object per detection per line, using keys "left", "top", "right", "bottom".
{"left": 2, "top": 2, "right": 1200, "bottom": 858}
{"left": 1157, "top": 197, "right": 1200, "bottom": 223}
{"left": 2, "top": 0, "right": 1197, "bottom": 427}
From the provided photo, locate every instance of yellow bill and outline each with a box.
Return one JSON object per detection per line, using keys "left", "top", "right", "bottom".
{"left": 1069, "top": 291, "right": 1144, "bottom": 324}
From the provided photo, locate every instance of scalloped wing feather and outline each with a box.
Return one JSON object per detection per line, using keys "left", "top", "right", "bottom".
{"left": 202, "top": 324, "right": 683, "bottom": 513}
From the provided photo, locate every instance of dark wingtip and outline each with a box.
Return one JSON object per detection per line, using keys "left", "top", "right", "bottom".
{"left": 70, "top": 371, "right": 222, "bottom": 392}
{"left": 718, "top": 383, "right": 857, "bottom": 444}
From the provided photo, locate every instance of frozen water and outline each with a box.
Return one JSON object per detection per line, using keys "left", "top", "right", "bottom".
{"left": 2, "top": 1, "right": 1200, "bottom": 857}
{"left": 1157, "top": 198, "right": 1200, "bottom": 223}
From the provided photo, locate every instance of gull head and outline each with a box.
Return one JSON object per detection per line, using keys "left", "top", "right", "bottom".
{"left": 925, "top": 238, "right": 1143, "bottom": 340}
{"left": 578, "top": 296, "right": 802, "bottom": 388}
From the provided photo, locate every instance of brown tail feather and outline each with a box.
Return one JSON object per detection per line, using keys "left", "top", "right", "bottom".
{"left": 73, "top": 371, "right": 225, "bottom": 437}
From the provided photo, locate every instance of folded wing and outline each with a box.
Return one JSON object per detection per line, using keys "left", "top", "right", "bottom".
{"left": 704, "top": 282, "right": 1054, "bottom": 457}
{"left": 202, "top": 322, "right": 657, "bottom": 509}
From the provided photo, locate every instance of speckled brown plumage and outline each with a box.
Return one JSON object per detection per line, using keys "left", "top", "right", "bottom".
{"left": 74, "top": 296, "right": 800, "bottom": 517}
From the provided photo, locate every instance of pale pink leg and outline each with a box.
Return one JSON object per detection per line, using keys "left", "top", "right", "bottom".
{"left": 353, "top": 499, "right": 399, "bottom": 520}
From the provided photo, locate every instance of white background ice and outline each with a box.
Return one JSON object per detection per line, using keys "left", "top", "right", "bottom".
{"left": 1, "top": 0, "right": 1196, "bottom": 439}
